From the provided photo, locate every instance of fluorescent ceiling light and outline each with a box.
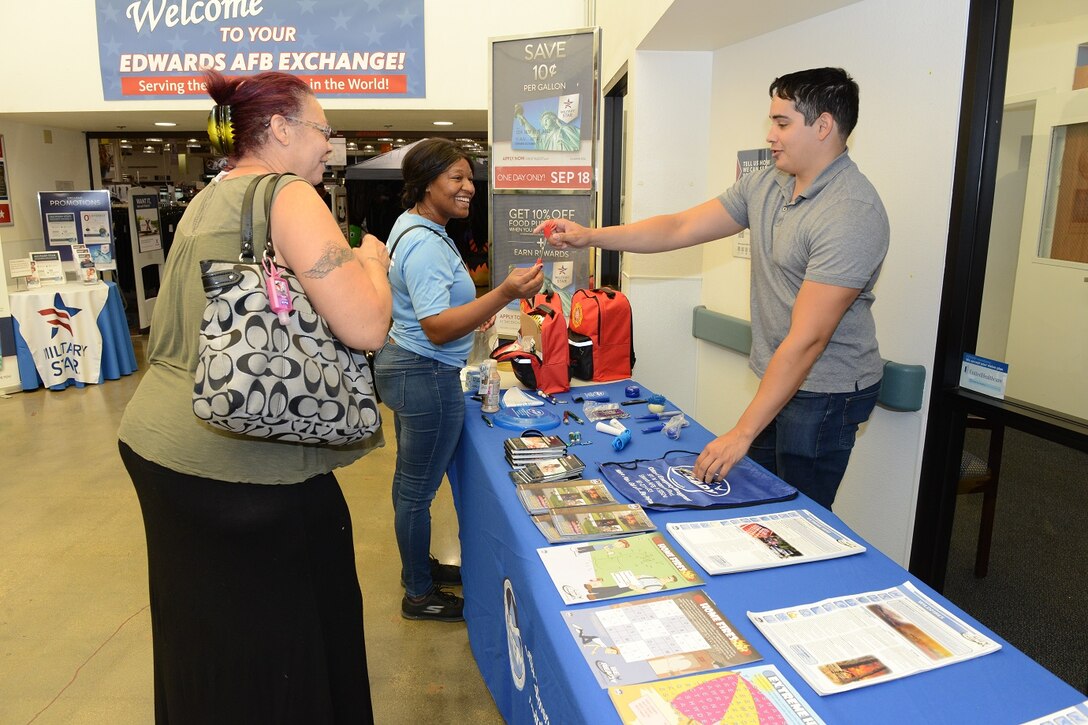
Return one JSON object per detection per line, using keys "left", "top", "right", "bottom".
{"left": 154, "top": 121, "right": 176, "bottom": 127}
{"left": 433, "top": 120, "right": 453, "bottom": 126}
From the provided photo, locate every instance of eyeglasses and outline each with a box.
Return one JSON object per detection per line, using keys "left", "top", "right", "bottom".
{"left": 283, "top": 116, "right": 335, "bottom": 140}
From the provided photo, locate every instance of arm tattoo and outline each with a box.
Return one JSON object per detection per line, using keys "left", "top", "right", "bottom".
{"left": 302, "top": 243, "right": 354, "bottom": 279}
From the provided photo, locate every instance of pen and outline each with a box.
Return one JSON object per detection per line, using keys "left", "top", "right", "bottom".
{"left": 536, "top": 389, "right": 558, "bottom": 405}
{"left": 481, "top": 414, "right": 493, "bottom": 428}
{"left": 566, "top": 410, "right": 584, "bottom": 425}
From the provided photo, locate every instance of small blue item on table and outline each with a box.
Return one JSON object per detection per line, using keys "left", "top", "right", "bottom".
{"left": 611, "top": 429, "right": 632, "bottom": 451}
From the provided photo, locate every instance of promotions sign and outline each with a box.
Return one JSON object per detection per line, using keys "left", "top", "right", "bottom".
{"left": 491, "top": 30, "right": 598, "bottom": 190}
{"left": 37, "top": 191, "right": 115, "bottom": 270}
{"left": 94, "top": 0, "right": 425, "bottom": 99}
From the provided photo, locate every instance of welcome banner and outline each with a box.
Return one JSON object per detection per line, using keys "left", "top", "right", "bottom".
{"left": 95, "top": 0, "right": 425, "bottom": 99}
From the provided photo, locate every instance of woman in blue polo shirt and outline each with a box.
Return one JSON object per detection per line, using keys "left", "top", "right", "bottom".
{"left": 374, "top": 138, "right": 543, "bottom": 622}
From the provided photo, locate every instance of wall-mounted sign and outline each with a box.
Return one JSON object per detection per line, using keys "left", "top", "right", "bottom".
{"left": 94, "top": 0, "right": 425, "bottom": 100}
{"left": 0, "top": 136, "right": 12, "bottom": 226}
{"left": 491, "top": 30, "right": 598, "bottom": 191}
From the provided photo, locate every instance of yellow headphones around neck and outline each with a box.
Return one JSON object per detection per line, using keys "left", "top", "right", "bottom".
{"left": 207, "top": 104, "right": 235, "bottom": 156}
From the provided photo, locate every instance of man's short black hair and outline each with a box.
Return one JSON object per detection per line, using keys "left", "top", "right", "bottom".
{"left": 769, "top": 67, "right": 859, "bottom": 139}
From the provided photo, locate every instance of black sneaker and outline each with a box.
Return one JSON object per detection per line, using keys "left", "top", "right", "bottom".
{"left": 401, "top": 586, "right": 465, "bottom": 622}
{"left": 401, "top": 556, "right": 462, "bottom": 588}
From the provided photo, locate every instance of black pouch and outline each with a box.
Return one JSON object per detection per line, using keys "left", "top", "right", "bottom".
{"left": 491, "top": 341, "right": 540, "bottom": 390}
{"left": 568, "top": 331, "right": 594, "bottom": 381}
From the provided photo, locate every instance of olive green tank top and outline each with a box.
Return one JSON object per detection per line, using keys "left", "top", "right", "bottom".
{"left": 118, "top": 174, "right": 383, "bottom": 483}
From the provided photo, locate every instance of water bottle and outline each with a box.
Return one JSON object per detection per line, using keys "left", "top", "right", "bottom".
{"left": 481, "top": 360, "right": 500, "bottom": 413}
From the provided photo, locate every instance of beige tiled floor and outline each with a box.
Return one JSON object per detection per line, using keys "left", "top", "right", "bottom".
{"left": 0, "top": 334, "right": 502, "bottom": 724}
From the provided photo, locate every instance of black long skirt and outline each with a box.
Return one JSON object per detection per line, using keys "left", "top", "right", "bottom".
{"left": 119, "top": 442, "right": 374, "bottom": 724}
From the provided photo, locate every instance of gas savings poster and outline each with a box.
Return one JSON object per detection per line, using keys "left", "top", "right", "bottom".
{"left": 94, "top": 0, "right": 425, "bottom": 99}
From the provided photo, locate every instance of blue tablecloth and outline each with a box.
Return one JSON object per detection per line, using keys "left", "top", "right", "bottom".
{"left": 11, "top": 281, "right": 137, "bottom": 391}
{"left": 447, "top": 379, "right": 1084, "bottom": 724}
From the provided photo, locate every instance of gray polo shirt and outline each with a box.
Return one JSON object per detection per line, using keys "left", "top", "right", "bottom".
{"left": 719, "top": 150, "right": 888, "bottom": 393}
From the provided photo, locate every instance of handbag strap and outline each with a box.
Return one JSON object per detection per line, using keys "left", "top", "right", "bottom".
{"left": 239, "top": 172, "right": 299, "bottom": 262}
{"left": 389, "top": 224, "right": 463, "bottom": 265}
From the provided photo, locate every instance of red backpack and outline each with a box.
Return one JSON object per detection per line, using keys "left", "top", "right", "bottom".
{"left": 568, "top": 287, "right": 635, "bottom": 382}
{"left": 491, "top": 291, "right": 571, "bottom": 394}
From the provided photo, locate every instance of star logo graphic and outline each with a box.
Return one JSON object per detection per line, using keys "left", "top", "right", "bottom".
{"left": 38, "top": 294, "right": 82, "bottom": 338}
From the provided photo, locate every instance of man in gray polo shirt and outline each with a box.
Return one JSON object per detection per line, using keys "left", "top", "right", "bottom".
{"left": 540, "top": 67, "right": 888, "bottom": 509}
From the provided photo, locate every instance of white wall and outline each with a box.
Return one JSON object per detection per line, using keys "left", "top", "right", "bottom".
{"left": 595, "top": 0, "right": 971, "bottom": 564}
{"left": 0, "top": 122, "right": 92, "bottom": 288}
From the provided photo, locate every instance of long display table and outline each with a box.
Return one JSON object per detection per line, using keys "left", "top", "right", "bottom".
{"left": 447, "top": 378, "right": 1084, "bottom": 724}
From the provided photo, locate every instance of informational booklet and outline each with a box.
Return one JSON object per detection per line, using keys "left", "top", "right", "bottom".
{"left": 533, "top": 503, "right": 655, "bottom": 544}
{"left": 563, "top": 590, "right": 761, "bottom": 688}
{"left": 608, "top": 664, "right": 826, "bottom": 725}
{"left": 516, "top": 479, "right": 617, "bottom": 515}
{"left": 667, "top": 509, "right": 866, "bottom": 575}
{"left": 537, "top": 532, "right": 703, "bottom": 605}
{"left": 748, "top": 581, "right": 1001, "bottom": 695}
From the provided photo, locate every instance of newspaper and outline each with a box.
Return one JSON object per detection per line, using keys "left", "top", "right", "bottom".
{"left": 667, "top": 509, "right": 865, "bottom": 575}
{"left": 748, "top": 581, "right": 1001, "bottom": 695}
{"left": 608, "top": 664, "right": 826, "bottom": 725}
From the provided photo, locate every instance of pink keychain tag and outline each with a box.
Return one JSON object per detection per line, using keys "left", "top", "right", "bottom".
{"left": 262, "top": 257, "right": 293, "bottom": 325}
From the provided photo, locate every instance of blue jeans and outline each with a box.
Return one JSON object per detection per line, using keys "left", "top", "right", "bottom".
{"left": 747, "top": 381, "right": 880, "bottom": 510}
{"left": 374, "top": 341, "right": 465, "bottom": 598}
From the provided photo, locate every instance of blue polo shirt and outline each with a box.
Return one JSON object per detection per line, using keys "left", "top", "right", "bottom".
{"left": 387, "top": 212, "right": 477, "bottom": 368}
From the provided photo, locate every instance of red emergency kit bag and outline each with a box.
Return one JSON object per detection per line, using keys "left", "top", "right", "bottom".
{"left": 490, "top": 292, "right": 571, "bottom": 394}
{"left": 568, "top": 287, "right": 635, "bottom": 382}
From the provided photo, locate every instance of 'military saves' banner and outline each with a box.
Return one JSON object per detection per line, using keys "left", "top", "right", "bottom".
{"left": 95, "top": 0, "right": 425, "bottom": 99}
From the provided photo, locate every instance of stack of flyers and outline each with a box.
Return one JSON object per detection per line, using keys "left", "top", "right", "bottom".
{"left": 504, "top": 435, "right": 567, "bottom": 467}
{"left": 515, "top": 479, "right": 617, "bottom": 515}
{"left": 532, "top": 503, "right": 655, "bottom": 543}
{"left": 508, "top": 454, "right": 585, "bottom": 485}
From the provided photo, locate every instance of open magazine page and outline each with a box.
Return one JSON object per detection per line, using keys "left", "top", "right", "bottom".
{"left": 748, "top": 581, "right": 1001, "bottom": 695}
{"left": 608, "top": 664, "right": 826, "bottom": 725}
{"left": 667, "top": 509, "right": 866, "bottom": 575}
{"left": 537, "top": 532, "right": 703, "bottom": 605}
{"left": 561, "top": 590, "right": 761, "bottom": 687}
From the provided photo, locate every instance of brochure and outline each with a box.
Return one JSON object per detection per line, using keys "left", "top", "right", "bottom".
{"left": 29, "top": 251, "right": 65, "bottom": 286}
{"left": 748, "top": 581, "right": 1001, "bottom": 695}
{"left": 537, "top": 532, "right": 703, "bottom": 605}
{"left": 515, "top": 479, "right": 616, "bottom": 515}
{"left": 533, "top": 503, "right": 655, "bottom": 544}
{"left": 608, "top": 664, "right": 826, "bottom": 725}
{"left": 562, "top": 590, "right": 761, "bottom": 688}
{"left": 667, "top": 509, "right": 866, "bottom": 575}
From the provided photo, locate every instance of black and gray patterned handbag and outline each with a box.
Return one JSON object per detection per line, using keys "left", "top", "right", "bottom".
{"left": 192, "top": 173, "right": 381, "bottom": 445}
